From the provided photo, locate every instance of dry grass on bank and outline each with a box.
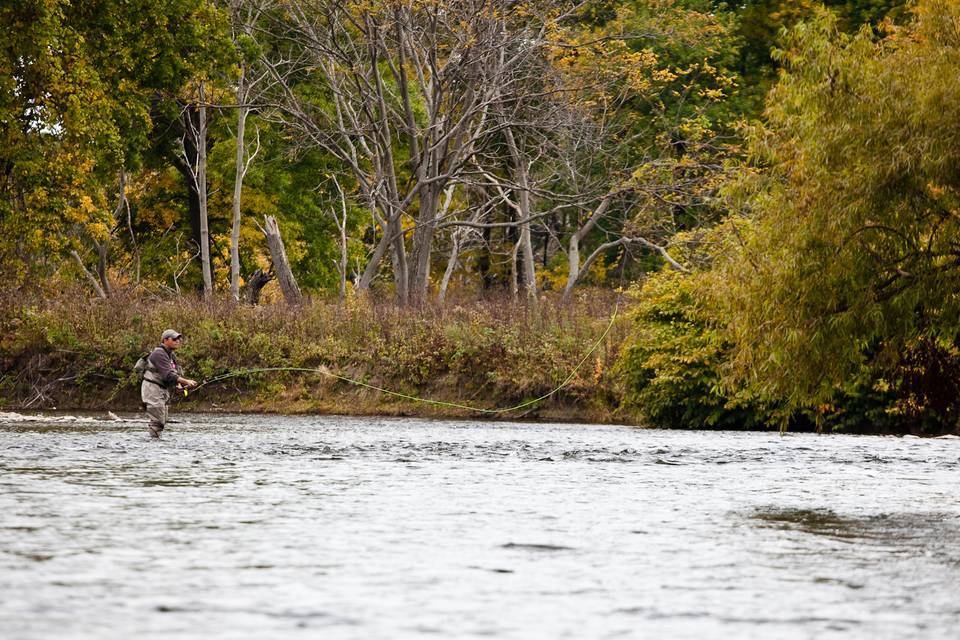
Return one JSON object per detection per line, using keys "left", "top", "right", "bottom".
{"left": 0, "top": 288, "right": 633, "bottom": 421}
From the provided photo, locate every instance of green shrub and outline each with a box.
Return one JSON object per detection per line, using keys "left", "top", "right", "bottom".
{"left": 619, "top": 270, "right": 779, "bottom": 429}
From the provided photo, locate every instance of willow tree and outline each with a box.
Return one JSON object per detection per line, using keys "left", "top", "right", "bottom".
{"left": 715, "top": 1, "right": 960, "bottom": 424}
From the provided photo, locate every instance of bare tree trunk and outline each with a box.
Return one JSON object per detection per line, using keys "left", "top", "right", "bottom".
{"left": 435, "top": 184, "right": 461, "bottom": 304}
{"left": 92, "top": 174, "right": 118, "bottom": 295}
{"left": 519, "top": 224, "right": 536, "bottom": 301}
{"left": 229, "top": 1, "right": 271, "bottom": 301}
{"left": 504, "top": 128, "right": 537, "bottom": 302}
{"left": 409, "top": 182, "right": 439, "bottom": 304}
{"left": 91, "top": 240, "right": 112, "bottom": 297}
{"left": 357, "top": 220, "right": 393, "bottom": 294}
{"left": 563, "top": 195, "right": 613, "bottom": 301}
{"left": 259, "top": 216, "right": 302, "bottom": 304}
{"left": 330, "top": 176, "right": 349, "bottom": 301}
{"left": 510, "top": 238, "right": 520, "bottom": 300}
{"left": 438, "top": 230, "right": 460, "bottom": 304}
{"left": 231, "top": 99, "right": 248, "bottom": 302}
{"left": 197, "top": 83, "right": 212, "bottom": 298}
{"left": 338, "top": 219, "right": 348, "bottom": 301}
{"left": 390, "top": 217, "right": 409, "bottom": 305}
{"left": 561, "top": 195, "right": 689, "bottom": 301}
{"left": 70, "top": 250, "right": 107, "bottom": 299}
{"left": 230, "top": 99, "right": 261, "bottom": 302}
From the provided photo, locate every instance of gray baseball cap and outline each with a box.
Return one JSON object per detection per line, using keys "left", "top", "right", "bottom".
{"left": 161, "top": 329, "right": 183, "bottom": 341}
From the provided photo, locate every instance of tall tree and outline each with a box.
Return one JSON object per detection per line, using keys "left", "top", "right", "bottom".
{"left": 715, "top": 0, "right": 960, "bottom": 423}
{"left": 734, "top": 0, "right": 907, "bottom": 114}
{"left": 227, "top": 0, "right": 271, "bottom": 301}
{"left": 180, "top": 82, "right": 215, "bottom": 297}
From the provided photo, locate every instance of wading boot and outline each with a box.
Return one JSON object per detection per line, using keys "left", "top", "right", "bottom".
{"left": 148, "top": 423, "right": 163, "bottom": 439}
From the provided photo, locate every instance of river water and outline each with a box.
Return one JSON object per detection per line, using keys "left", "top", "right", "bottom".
{"left": 1, "top": 412, "right": 958, "bottom": 639}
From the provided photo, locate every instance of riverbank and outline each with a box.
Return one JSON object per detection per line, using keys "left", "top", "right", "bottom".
{"left": 26, "top": 371, "right": 635, "bottom": 425}
{"left": 7, "top": 289, "right": 958, "bottom": 434}
{"left": 1, "top": 289, "right": 636, "bottom": 424}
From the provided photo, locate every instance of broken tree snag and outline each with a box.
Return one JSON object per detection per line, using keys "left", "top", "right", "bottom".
{"left": 244, "top": 268, "right": 275, "bottom": 305}
{"left": 259, "top": 215, "right": 302, "bottom": 304}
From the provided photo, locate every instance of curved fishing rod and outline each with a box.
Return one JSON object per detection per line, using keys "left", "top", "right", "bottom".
{"left": 184, "top": 299, "right": 622, "bottom": 415}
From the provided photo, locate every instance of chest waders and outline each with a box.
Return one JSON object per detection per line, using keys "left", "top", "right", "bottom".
{"left": 138, "top": 349, "right": 177, "bottom": 439}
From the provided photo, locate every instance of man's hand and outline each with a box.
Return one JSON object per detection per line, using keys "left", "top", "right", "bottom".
{"left": 179, "top": 378, "right": 198, "bottom": 388}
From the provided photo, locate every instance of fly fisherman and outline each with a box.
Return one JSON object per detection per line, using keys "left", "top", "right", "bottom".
{"left": 141, "top": 329, "right": 197, "bottom": 438}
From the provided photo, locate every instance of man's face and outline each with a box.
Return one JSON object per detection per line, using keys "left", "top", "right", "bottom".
{"left": 163, "top": 336, "right": 182, "bottom": 350}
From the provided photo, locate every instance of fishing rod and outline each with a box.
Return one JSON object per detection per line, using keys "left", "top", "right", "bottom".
{"left": 182, "top": 299, "right": 622, "bottom": 415}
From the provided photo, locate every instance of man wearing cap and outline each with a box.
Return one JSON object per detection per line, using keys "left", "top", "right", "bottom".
{"left": 141, "top": 329, "right": 197, "bottom": 438}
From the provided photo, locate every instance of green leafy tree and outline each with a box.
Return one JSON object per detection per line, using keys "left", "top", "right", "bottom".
{"left": 0, "top": 0, "right": 231, "bottom": 291}
{"left": 205, "top": 119, "right": 362, "bottom": 296}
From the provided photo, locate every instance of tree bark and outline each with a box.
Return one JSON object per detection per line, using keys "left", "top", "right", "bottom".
{"left": 229, "top": 2, "right": 271, "bottom": 301}
{"left": 504, "top": 128, "right": 537, "bottom": 302}
{"left": 438, "top": 230, "right": 460, "bottom": 304}
{"left": 244, "top": 267, "right": 274, "bottom": 305}
{"left": 390, "top": 216, "right": 409, "bottom": 305}
{"left": 91, "top": 240, "right": 112, "bottom": 297}
{"left": 175, "top": 100, "right": 213, "bottom": 294}
{"left": 409, "top": 181, "right": 439, "bottom": 304}
{"left": 357, "top": 217, "right": 394, "bottom": 294}
{"left": 231, "top": 98, "right": 248, "bottom": 301}
{"left": 260, "top": 216, "right": 302, "bottom": 304}
{"left": 329, "top": 176, "right": 349, "bottom": 301}
{"left": 197, "top": 84, "right": 212, "bottom": 297}
{"left": 563, "top": 195, "right": 614, "bottom": 301}
{"left": 70, "top": 250, "right": 107, "bottom": 299}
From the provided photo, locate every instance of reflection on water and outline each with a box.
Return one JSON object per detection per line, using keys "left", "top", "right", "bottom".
{"left": 752, "top": 507, "right": 960, "bottom": 541}
{"left": 1, "top": 411, "right": 958, "bottom": 639}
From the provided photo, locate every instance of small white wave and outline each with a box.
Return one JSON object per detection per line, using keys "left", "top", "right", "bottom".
{"left": 0, "top": 411, "right": 139, "bottom": 424}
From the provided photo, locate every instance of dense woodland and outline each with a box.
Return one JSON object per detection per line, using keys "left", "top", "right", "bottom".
{"left": 4, "top": 0, "right": 959, "bottom": 434}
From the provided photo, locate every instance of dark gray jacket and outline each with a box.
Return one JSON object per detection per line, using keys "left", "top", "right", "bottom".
{"left": 143, "top": 346, "right": 181, "bottom": 389}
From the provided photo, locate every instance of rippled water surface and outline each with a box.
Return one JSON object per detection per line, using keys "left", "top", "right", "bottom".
{"left": 1, "top": 412, "right": 958, "bottom": 639}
